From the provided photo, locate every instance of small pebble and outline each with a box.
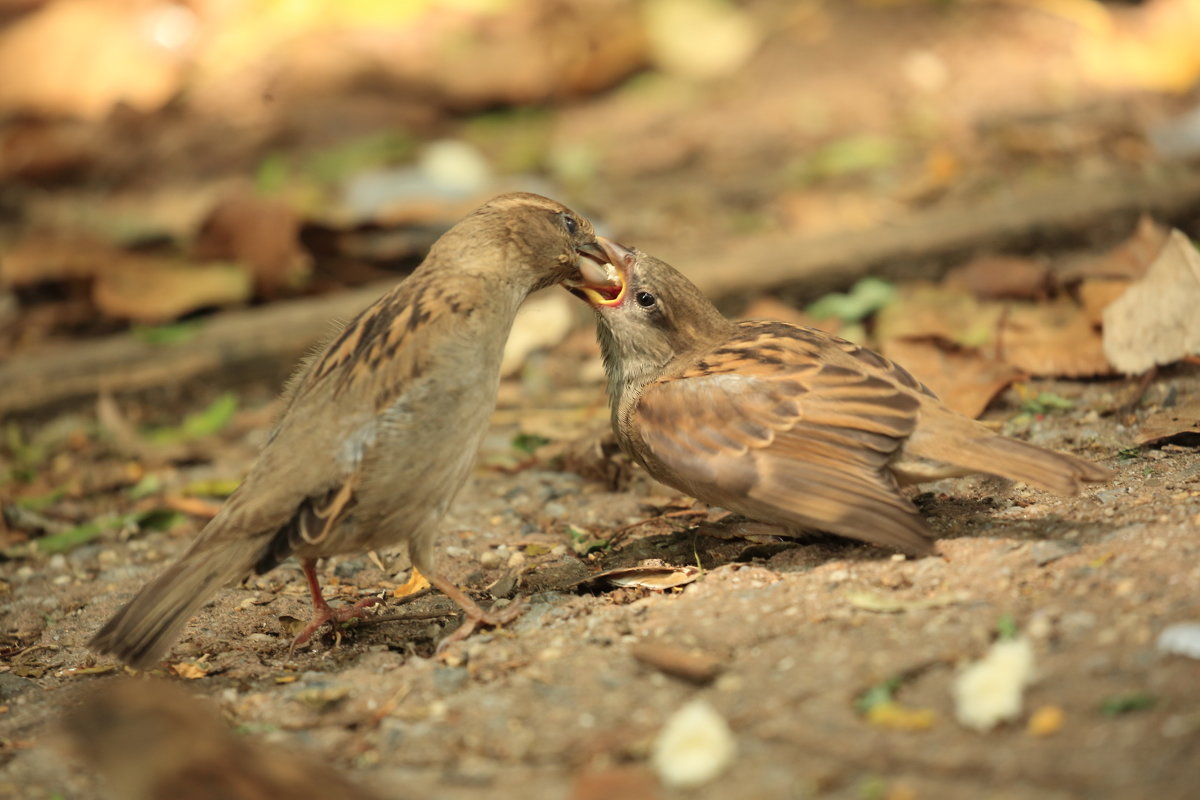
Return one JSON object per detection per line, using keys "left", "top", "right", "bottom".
{"left": 507, "top": 551, "right": 526, "bottom": 568}
{"left": 478, "top": 551, "right": 502, "bottom": 569}
{"left": 1157, "top": 622, "right": 1200, "bottom": 659}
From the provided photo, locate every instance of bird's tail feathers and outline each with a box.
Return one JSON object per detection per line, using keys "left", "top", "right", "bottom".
{"left": 88, "top": 540, "right": 260, "bottom": 669}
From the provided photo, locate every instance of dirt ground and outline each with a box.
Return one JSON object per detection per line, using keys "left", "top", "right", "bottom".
{"left": 3, "top": 1, "right": 1200, "bottom": 798}
{"left": 2, "top": 340, "right": 1199, "bottom": 800}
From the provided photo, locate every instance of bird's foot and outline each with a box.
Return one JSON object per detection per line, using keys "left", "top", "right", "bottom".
{"left": 289, "top": 595, "right": 386, "bottom": 653}
{"left": 435, "top": 596, "right": 526, "bottom": 653}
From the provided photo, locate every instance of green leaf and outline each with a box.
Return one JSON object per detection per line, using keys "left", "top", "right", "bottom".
{"left": 128, "top": 474, "right": 162, "bottom": 500}
{"left": 995, "top": 613, "right": 1020, "bottom": 640}
{"left": 14, "top": 487, "right": 66, "bottom": 512}
{"left": 1019, "top": 392, "right": 1075, "bottom": 416}
{"left": 136, "top": 508, "right": 185, "bottom": 532}
{"left": 807, "top": 277, "right": 896, "bottom": 324}
{"left": 131, "top": 320, "right": 203, "bottom": 346}
{"left": 793, "top": 134, "right": 901, "bottom": 183}
{"left": 566, "top": 524, "right": 609, "bottom": 555}
{"left": 146, "top": 392, "right": 238, "bottom": 444}
{"left": 35, "top": 517, "right": 116, "bottom": 554}
{"left": 1100, "top": 693, "right": 1157, "bottom": 716}
{"left": 35, "top": 508, "right": 185, "bottom": 555}
{"left": 512, "top": 433, "right": 550, "bottom": 455}
{"left": 855, "top": 675, "right": 903, "bottom": 714}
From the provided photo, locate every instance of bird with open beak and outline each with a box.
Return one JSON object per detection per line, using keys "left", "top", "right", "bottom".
{"left": 567, "top": 238, "right": 1111, "bottom": 555}
{"left": 90, "top": 193, "right": 620, "bottom": 668}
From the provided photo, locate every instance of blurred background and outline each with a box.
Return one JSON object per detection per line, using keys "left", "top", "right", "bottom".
{"left": 4, "top": 4, "right": 1200, "bottom": 799}
{"left": 3, "top": 0, "right": 1200, "bottom": 375}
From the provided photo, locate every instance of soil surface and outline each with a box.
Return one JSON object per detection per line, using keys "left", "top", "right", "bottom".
{"left": 2, "top": 344, "right": 1198, "bottom": 800}
{"left": 3, "top": 2, "right": 1200, "bottom": 798}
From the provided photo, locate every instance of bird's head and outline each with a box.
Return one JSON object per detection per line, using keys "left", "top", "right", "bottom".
{"left": 565, "top": 238, "right": 732, "bottom": 394}
{"left": 452, "top": 193, "right": 619, "bottom": 295}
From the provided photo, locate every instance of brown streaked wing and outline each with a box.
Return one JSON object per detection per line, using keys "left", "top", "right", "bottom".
{"left": 636, "top": 334, "right": 935, "bottom": 553}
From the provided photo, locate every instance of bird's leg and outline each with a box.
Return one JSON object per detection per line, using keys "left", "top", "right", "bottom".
{"left": 422, "top": 570, "right": 524, "bottom": 651}
{"left": 289, "top": 558, "right": 385, "bottom": 652}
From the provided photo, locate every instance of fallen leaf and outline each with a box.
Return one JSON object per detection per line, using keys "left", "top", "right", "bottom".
{"left": 1059, "top": 214, "right": 1169, "bottom": 282}
{"left": 393, "top": 568, "right": 431, "bottom": 599}
{"left": 1077, "top": 278, "right": 1131, "bottom": 326}
{"left": 866, "top": 701, "right": 937, "bottom": 731}
{"left": 1103, "top": 229, "right": 1200, "bottom": 374}
{"left": 0, "top": 231, "right": 122, "bottom": 287}
{"left": 145, "top": 393, "right": 239, "bottom": 445}
{"left": 293, "top": 686, "right": 351, "bottom": 712}
{"left": 875, "top": 283, "right": 1003, "bottom": 349}
{"left": 0, "top": 0, "right": 183, "bottom": 118}
{"left": 1136, "top": 394, "right": 1200, "bottom": 447}
{"left": 944, "top": 254, "right": 1049, "bottom": 300}
{"left": 880, "top": 339, "right": 1019, "bottom": 418}
{"left": 93, "top": 257, "right": 253, "bottom": 323}
{"left": 169, "top": 661, "right": 208, "bottom": 680}
{"left": 194, "top": 190, "right": 311, "bottom": 297}
{"left": 1001, "top": 299, "right": 1112, "bottom": 377}
{"left": 806, "top": 277, "right": 896, "bottom": 325}
{"left": 1099, "top": 692, "right": 1157, "bottom": 716}
{"left": 590, "top": 564, "right": 700, "bottom": 590}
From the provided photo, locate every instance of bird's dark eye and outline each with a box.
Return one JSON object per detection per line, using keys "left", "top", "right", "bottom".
{"left": 560, "top": 213, "right": 578, "bottom": 235}
{"left": 635, "top": 291, "right": 657, "bottom": 308}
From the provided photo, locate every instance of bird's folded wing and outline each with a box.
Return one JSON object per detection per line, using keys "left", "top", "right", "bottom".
{"left": 637, "top": 341, "right": 935, "bottom": 553}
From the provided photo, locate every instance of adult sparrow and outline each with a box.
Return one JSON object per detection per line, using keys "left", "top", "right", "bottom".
{"left": 568, "top": 240, "right": 1111, "bottom": 555}
{"left": 91, "top": 193, "right": 617, "bottom": 667}
{"left": 63, "top": 679, "right": 383, "bottom": 800}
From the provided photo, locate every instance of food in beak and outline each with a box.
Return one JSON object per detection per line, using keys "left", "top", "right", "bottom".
{"left": 568, "top": 238, "right": 626, "bottom": 305}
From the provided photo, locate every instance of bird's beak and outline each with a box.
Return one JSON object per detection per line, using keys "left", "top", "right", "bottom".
{"left": 565, "top": 236, "right": 630, "bottom": 307}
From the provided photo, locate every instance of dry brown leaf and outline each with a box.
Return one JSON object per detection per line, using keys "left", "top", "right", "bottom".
{"left": 875, "top": 283, "right": 1004, "bottom": 349}
{"left": 944, "top": 254, "right": 1049, "bottom": 300}
{"left": 880, "top": 339, "right": 1020, "bottom": 419}
{"left": 1103, "top": 229, "right": 1200, "bottom": 374}
{"left": 0, "top": 0, "right": 183, "bottom": 118}
{"left": 93, "top": 257, "right": 253, "bottom": 323}
{"left": 591, "top": 564, "right": 700, "bottom": 590}
{"left": 1077, "top": 278, "right": 1131, "bottom": 326}
{"left": 0, "top": 232, "right": 121, "bottom": 287}
{"left": 393, "top": 568, "right": 431, "bottom": 599}
{"left": 194, "top": 191, "right": 311, "bottom": 297}
{"left": 1001, "top": 299, "right": 1112, "bottom": 377}
{"left": 1137, "top": 395, "right": 1200, "bottom": 447}
{"left": 1058, "top": 214, "right": 1169, "bottom": 282}
{"left": 168, "top": 661, "right": 208, "bottom": 680}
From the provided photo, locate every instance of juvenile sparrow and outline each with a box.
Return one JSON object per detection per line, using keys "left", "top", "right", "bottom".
{"left": 91, "top": 193, "right": 617, "bottom": 667}
{"left": 568, "top": 240, "right": 1111, "bottom": 555}
{"left": 63, "top": 680, "right": 382, "bottom": 800}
